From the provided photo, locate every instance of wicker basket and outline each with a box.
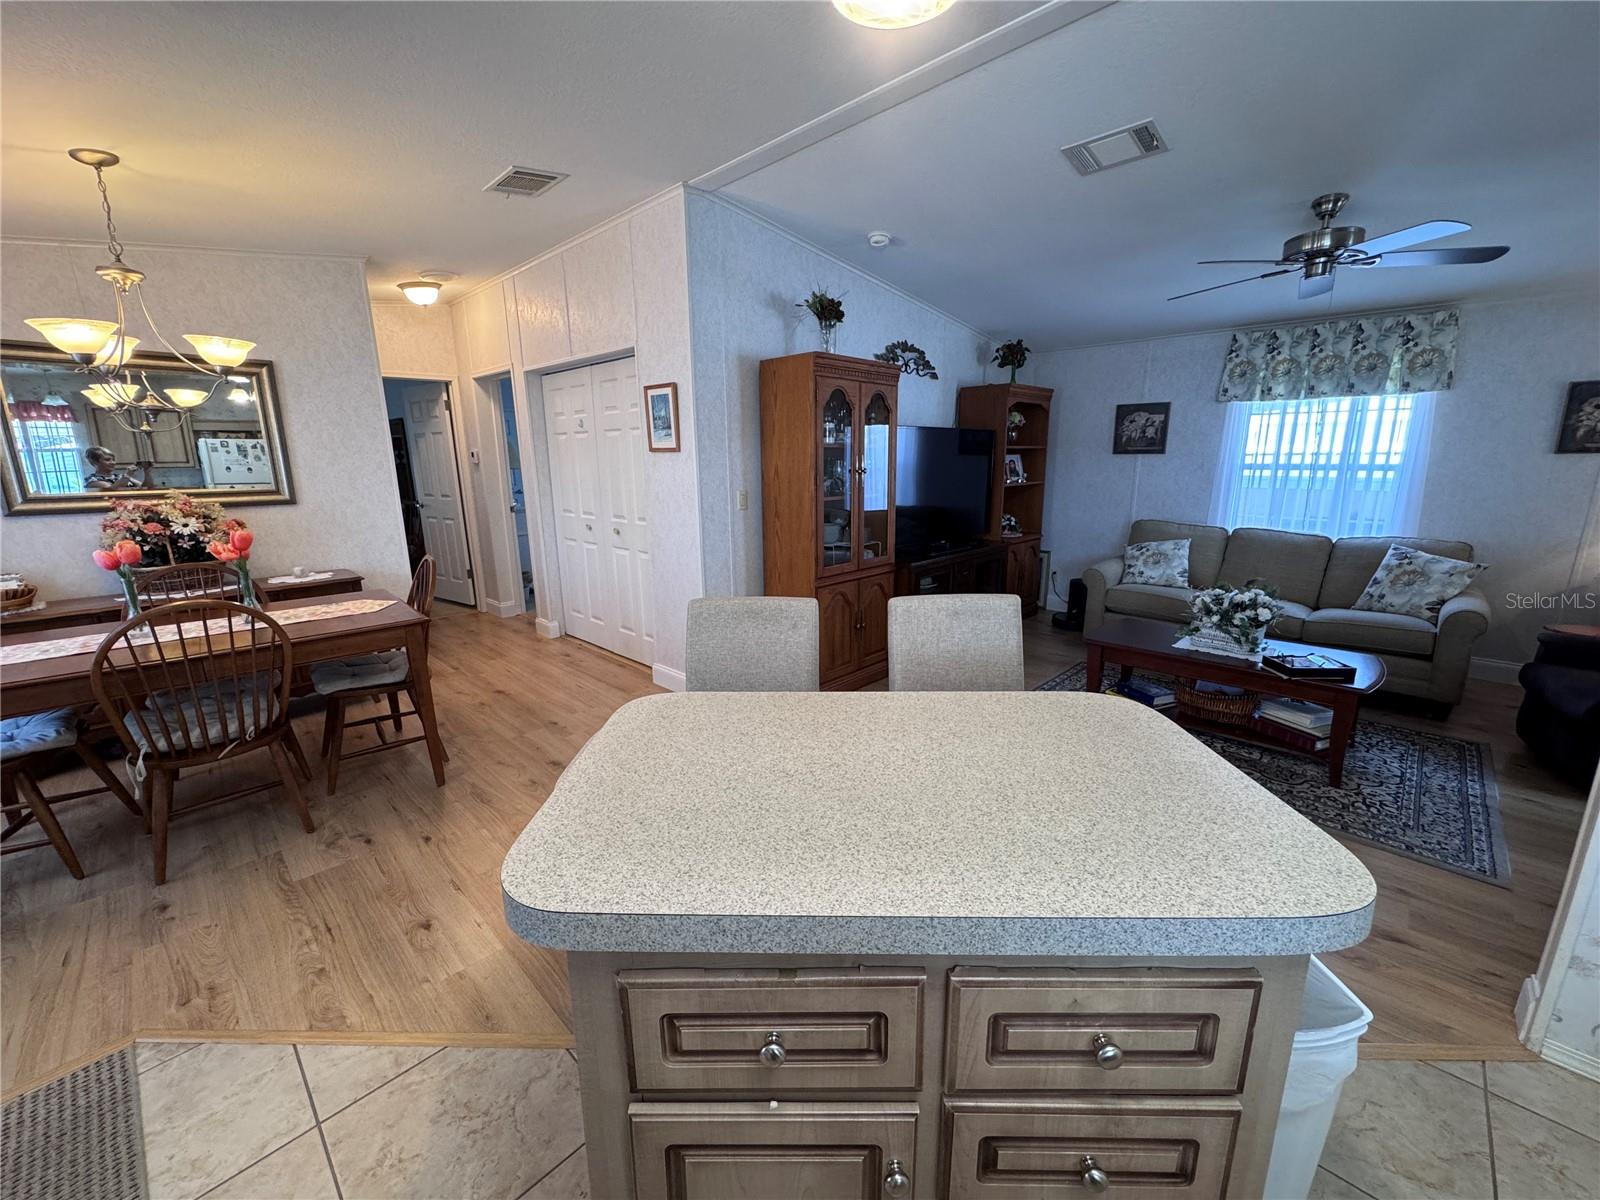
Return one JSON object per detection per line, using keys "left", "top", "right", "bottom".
{"left": 0, "top": 583, "right": 38, "bottom": 613}
{"left": 1174, "top": 678, "right": 1258, "bottom": 726}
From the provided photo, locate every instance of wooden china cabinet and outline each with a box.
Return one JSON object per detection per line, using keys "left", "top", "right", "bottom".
{"left": 760, "top": 353, "right": 898, "bottom": 689}
{"left": 956, "top": 382, "right": 1054, "bottom": 617}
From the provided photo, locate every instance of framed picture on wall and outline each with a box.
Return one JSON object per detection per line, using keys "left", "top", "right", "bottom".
{"left": 645, "top": 383, "right": 680, "bottom": 453}
{"left": 1556, "top": 381, "right": 1600, "bottom": 453}
{"left": 1113, "top": 402, "right": 1170, "bottom": 454}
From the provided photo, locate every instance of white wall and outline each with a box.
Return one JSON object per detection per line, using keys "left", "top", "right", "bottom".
{"left": 1032, "top": 291, "right": 1600, "bottom": 664}
{"left": 684, "top": 190, "right": 996, "bottom": 596}
{"left": 455, "top": 187, "right": 700, "bottom": 686}
{"left": 1, "top": 240, "right": 411, "bottom": 596}
{"left": 370, "top": 300, "right": 458, "bottom": 379}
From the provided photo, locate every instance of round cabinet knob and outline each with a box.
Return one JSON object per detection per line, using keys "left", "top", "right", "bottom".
{"left": 1093, "top": 1032, "right": 1124, "bottom": 1070}
{"left": 883, "top": 1159, "right": 911, "bottom": 1198}
{"left": 758, "top": 1031, "right": 786, "bottom": 1067}
{"left": 1081, "top": 1155, "right": 1109, "bottom": 1193}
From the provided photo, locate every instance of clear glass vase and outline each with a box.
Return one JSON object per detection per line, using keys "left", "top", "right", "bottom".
{"left": 818, "top": 322, "right": 837, "bottom": 354}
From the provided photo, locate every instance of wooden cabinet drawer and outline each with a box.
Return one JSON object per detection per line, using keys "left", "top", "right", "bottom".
{"left": 944, "top": 1099, "right": 1239, "bottom": 1200}
{"left": 945, "top": 969, "right": 1260, "bottom": 1094}
{"left": 631, "top": 1101, "right": 918, "bottom": 1200}
{"left": 619, "top": 968, "right": 924, "bottom": 1092}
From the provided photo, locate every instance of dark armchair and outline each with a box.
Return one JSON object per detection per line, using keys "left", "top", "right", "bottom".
{"left": 1517, "top": 628, "right": 1600, "bottom": 788}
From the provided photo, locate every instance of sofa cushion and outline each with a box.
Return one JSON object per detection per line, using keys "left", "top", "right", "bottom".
{"left": 1303, "top": 607, "right": 1437, "bottom": 657}
{"left": 1129, "top": 520, "right": 1228, "bottom": 589}
{"left": 1320, "top": 536, "right": 1475, "bottom": 610}
{"left": 1353, "top": 544, "right": 1487, "bottom": 620}
{"left": 1104, "top": 583, "right": 1195, "bottom": 624}
{"left": 1122, "top": 538, "right": 1191, "bottom": 587}
{"left": 1217, "top": 528, "right": 1333, "bottom": 606}
{"left": 1267, "top": 601, "right": 1314, "bottom": 640}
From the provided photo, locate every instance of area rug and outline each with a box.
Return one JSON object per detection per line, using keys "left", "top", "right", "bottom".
{"left": 1037, "top": 663, "right": 1511, "bottom": 885}
{"left": 1, "top": 1045, "right": 149, "bottom": 1200}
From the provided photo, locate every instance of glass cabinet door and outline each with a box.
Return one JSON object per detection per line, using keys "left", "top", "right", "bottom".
{"left": 818, "top": 383, "right": 855, "bottom": 575}
{"left": 860, "top": 390, "right": 893, "bottom": 567}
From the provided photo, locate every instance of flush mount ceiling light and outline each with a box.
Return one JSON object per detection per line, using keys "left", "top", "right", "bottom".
{"left": 397, "top": 271, "right": 457, "bottom": 306}
{"left": 833, "top": 0, "right": 956, "bottom": 29}
{"left": 866, "top": 231, "right": 893, "bottom": 248}
{"left": 26, "top": 149, "right": 257, "bottom": 436}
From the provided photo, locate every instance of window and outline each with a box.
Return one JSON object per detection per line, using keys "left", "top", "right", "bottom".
{"left": 1209, "top": 393, "right": 1434, "bottom": 538}
{"left": 13, "top": 419, "right": 87, "bottom": 496}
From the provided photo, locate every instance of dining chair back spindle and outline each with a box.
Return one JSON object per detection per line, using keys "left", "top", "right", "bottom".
{"left": 90, "top": 598, "right": 314, "bottom": 883}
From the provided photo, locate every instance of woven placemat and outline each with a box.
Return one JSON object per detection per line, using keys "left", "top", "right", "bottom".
{"left": 1, "top": 1045, "right": 149, "bottom": 1200}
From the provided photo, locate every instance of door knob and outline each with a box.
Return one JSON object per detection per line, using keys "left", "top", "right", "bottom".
{"left": 1092, "top": 1032, "right": 1124, "bottom": 1069}
{"left": 758, "top": 1031, "right": 785, "bottom": 1066}
{"left": 1080, "top": 1155, "right": 1109, "bottom": 1192}
{"left": 585, "top": 523, "right": 592, "bottom": 531}
{"left": 612, "top": 527, "right": 621, "bottom": 536}
{"left": 882, "top": 1159, "right": 911, "bottom": 1198}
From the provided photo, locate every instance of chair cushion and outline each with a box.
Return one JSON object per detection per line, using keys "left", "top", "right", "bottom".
{"left": 310, "top": 650, "right": 411, "bottom": 695}
{"left": 128, "top": 675, "right": 282, "bottom": 754}
{"left": 1319, "top": 536, "right": 1475, "bottom": 610}
{"left": 1267, "top": 601, "right": 1314, "bottom": 640}
{"left": 1104, "top": 583, "right": 1195, "bottom": 624}
{"left": 1122, "top": 539, "right": 1191, "bottom": 587}
{"left": 1129, "top": 520, "right": 1228, "bottom": 588}
{"left": 1519, "top": 662, "right": 1600, "bottom": 724}
{"left": 1352, "top": 544, "right": 1487, "bottom": 621}
{"left": 1302, "top": 607, "right": 1437, "bottom": 657}
{"left": 1217, "top": 528, "right": 1333, "bottom": 606}
{"left": 0, "top": 708, "right": 77, "bottom": 762}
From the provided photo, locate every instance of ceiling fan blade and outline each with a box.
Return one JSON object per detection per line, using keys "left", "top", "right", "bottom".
{"left": 1299, "top": 273, "right": 1335, "bottom": 300}
{"left": 1352, "top": 246, "right": 1510, "bottom": 268}
{"left": 1350, "top": 220, "right": 1471, "bottom": 255}
{"left": 1196, "top": 259, "right": 1290, "bottom": 266}
{"left": 1168, "top": 269, "right": 1292, "bottom": 302}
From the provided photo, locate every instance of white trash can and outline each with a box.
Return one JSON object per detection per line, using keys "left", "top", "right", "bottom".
{"left": 1264, "top": 955, "right": 1373, "bottom": 1200}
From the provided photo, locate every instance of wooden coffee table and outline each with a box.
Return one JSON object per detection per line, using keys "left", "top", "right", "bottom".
{"left": 1084, "top": 616, "right": 1386, "bottom": 787}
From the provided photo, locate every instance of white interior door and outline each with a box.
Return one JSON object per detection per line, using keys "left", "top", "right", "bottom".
{"left": 591, "top": 358, "right": 655, "bottom": 664}
{"left": 401, "top": 380, "right": 475, "bottom": 605}
{"left": 541, "top": 358, "right": 652, "bottom": 664}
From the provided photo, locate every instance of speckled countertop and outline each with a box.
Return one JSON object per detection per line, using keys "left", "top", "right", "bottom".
{"left": 502, "top": 692, "right": 1376, "bottom": 957}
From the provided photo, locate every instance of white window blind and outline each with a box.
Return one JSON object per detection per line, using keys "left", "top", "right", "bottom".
{"left": 1208, "top": 393, "right": 1434, "bottom": 539}
{"left": 15, "top": 419, "right": 87, "bottom": 496}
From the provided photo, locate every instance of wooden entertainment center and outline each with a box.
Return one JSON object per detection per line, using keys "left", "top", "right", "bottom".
{"left": 760, "top": 353, "right": 1055, "bottom": 688}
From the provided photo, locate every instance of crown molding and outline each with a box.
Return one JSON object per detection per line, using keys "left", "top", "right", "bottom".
{"left": 0, "top": 234, "right": 369, "bottom": 265}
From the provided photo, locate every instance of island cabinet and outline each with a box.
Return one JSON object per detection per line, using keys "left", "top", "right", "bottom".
{"left": 501, "top": 692, "right": 1377, "bottom": 1200}
{"left": 760, "top": 353, "right": 899, "bottom": 689}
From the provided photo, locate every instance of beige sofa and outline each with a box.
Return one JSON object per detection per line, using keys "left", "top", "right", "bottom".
{"left": 1083, "top": 519, "right": 1491, "bottom": 709}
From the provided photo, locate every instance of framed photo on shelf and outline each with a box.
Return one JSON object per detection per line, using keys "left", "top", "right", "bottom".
{"left": 1003, "top": 453, "right": 1027, "bottom": 484}
{"left": 645, "top": 382, "right": 680, "bottom": 452}
{"left": 1556, "top": 381, "right": 1600, "bottom": 453}
{"left": 1113, "top": 402, "right": 1169, "bottom": 454}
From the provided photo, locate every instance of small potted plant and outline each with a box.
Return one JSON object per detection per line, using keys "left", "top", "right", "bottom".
{"left": 798, "top": 290, "right": 845, "bottom": 353}
{"left": 1007, "top": 409, "right": 1026, "bottom": 443}
{"left": 1182, "top": 584, "right": 1282, "bottom": 659}
{"left": 993, "top": 339, "right": 1030, "bottom": 383}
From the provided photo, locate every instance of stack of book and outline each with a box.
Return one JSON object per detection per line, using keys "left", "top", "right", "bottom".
{"left": 1254, "top": 697, "right": 1334, "bottom": 751}
{"left": 1108, "top": 679, "right": 1176, "bottom": 710}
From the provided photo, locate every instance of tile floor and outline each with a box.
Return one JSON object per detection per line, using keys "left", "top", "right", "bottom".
{"left": 128, "top": 1040, "right": 1597, "bottom": 1199}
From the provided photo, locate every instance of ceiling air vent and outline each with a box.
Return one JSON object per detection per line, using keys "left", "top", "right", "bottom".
{"left": 1060, "top": 121, "right": 1168, "bottom": 176}
{"left": 482, "top": 165, "right": 569, "bottom": 198}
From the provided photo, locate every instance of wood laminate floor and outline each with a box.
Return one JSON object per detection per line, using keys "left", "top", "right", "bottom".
{"left": 1, "top": 608, "right": 1586, "bottom": 1092}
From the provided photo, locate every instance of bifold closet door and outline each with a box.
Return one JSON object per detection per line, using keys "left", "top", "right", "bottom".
{"left": 542, "top": 358, "right": 653, "bottom": 665}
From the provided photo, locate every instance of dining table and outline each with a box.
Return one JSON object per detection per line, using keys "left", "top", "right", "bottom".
{"left": 0, "top": 588, "right": 447, "bottom": 786}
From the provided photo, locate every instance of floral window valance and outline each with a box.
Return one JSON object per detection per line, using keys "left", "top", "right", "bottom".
{"left": 1217, "top": 307, "right": 1458, "bottom": 403}
{"left": 6, "top": 400, "right": 78, "bottom": 423}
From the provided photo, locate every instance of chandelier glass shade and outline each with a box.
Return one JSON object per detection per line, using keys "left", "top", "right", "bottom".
{"left": 831, "top": 0, "right": 955, "bottom": 29}
{"left": 25, "top": 149, "right": 258, "bottom": 436}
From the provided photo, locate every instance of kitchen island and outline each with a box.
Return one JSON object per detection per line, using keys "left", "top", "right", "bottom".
{"left": 503, "top": 692, "right": 1376, "bottom": 1200}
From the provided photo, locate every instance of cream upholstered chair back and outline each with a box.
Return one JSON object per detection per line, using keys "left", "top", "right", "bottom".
{"left": 887, "top": 594, "right": 1025, "bottom": 692}
{"left": 685, "top": 597, "right": 820, "bottom": 692}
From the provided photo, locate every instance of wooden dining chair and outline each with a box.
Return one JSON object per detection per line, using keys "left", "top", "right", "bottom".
{"left": 1, "top": 709, "right": 142, "bottom": 879}
{"left": 90, "top": 598, "right": 313, "bottom": 884}
{"left": 313, "top": 556, "right": 440, "bottom": 795}
{"left": 134, "top": 562, "right": 256, "bottom": 608}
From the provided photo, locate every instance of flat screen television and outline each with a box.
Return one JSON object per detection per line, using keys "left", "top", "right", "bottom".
{"left": 895, "top": 425, "right": 994, "bottom": 561}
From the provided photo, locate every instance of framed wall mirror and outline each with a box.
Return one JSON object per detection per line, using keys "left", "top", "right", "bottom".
{"left": 0, "top": 340, "right": 295, "bottom": 513}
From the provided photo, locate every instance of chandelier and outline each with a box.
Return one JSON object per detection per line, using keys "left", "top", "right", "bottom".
{"left": 25, "top": 149, "right": 257, "bottom": 436}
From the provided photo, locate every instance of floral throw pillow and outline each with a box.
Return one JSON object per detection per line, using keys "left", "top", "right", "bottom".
{"left": 1122, "top": 538, "right": 1191, "bottom": 587}
{"left": 1353, "top": 544, "right": 1486, "bottom": 621}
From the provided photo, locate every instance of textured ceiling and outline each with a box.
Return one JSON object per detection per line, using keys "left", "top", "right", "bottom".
{"left": 718, "top": 1, "right": 1600, "bottom": 347}
{"left": 0, "top": 0, "right": 1037, "bottom": 299}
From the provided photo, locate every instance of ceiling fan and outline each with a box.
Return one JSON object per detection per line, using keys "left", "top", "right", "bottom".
{"left": 1168, "top": 192, "right": 1509, "bottom": 302}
